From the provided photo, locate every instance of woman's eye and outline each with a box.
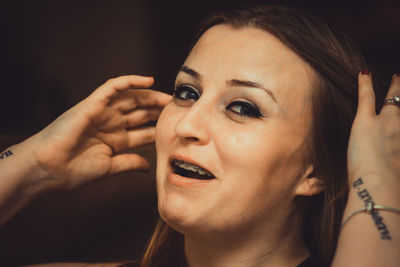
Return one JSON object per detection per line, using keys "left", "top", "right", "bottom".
{"left": 227, "top": 101, "right": 262, "bottom": 118}
{"left": 173, "top": 85, "right": 199, "bottom": 101}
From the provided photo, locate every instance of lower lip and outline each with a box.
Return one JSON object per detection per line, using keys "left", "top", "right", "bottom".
{"left": 167, "top": 171, "right": 215, "bottom": 187}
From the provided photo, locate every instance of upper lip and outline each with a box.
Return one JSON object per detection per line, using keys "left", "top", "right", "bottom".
{"left": 170, "top": 154, "right": 216, "bottom": 178}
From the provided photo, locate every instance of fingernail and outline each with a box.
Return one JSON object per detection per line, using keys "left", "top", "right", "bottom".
{"left": 396, "top": 73, "right": 400, "bottom": 77}
{"left": 361, "top": 69, "right": 370, "bottom": 75}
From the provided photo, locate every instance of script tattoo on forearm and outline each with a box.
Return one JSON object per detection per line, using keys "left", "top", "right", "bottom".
{"left": 0, "top": 149, "right": 13, "bottom": 160}
{"left": 353, "top": 177, "right": 391, "bottom": 240}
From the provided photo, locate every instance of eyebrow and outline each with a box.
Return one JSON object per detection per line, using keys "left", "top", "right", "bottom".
{"left": 180, "top": 66, "right": 202, "bottom": 80}
{"left": 227, "top": 79, "right": 277, "bottom": 102}
{"left": 179, "top": 65, "right": 277, "bottom": 103}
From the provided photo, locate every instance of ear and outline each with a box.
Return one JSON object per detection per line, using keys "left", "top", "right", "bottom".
{"left": 295, "top": 165, "right": 325, "bottom": 197}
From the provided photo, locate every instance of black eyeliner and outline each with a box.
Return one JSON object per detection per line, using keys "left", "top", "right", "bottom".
{"left": 227, "top": 101, "right": 264, "bottom": 118}
{"left": 173, "top": 84, "right": 200, "bottom": 101}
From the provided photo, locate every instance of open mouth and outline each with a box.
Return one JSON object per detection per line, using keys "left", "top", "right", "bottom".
{"left": 171, "top": 159, "right": 215, "bottom": 180}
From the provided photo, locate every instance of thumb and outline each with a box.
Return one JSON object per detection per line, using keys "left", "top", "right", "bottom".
{"left": 109, "top": 153, "right": 150, "bottom": 176}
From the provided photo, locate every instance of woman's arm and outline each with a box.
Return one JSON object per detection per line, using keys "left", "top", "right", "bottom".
{"left": 332, "top": 72, "right": 400, "bottom": 266}
{"left": 0, "top": 75, "right": 171, "bottom": 227}
{"left": 0, "top": 137, "right": 52, "bottom": 226}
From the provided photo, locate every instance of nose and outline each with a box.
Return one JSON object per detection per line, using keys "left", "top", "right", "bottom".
{"left": 175, "top": 100, "right": 211, "bottom": 145}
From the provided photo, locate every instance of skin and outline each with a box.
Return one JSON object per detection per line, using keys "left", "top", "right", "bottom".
{"left": 333, "top": 73, "right": 400, "bottom": 267}
{"left": 0, "top": 76, "right": 172, "bottom": 227}
{"left": 155, "top": 25, "right": 325, "bottom": 266}
{"left": 0, "top": 20, "right": 399, "bottom": 267}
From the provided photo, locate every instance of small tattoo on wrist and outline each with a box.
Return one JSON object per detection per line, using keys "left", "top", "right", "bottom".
{"left": 0, "top": 149, "right": 13, "bottom": 160}
{"left": 353, "top": 177, "right": 392, "bottom": 240}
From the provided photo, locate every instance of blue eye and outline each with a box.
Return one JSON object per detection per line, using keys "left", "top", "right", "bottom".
{"left": 173, "top": 85, "right": 200, "bottom": 101}
{"left": 227, "top": 101, "right": 262, "bottom": 118}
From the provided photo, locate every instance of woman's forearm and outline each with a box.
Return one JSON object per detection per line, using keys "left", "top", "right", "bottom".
{"left": 0, "top": 76, "right": 169, "bottom": 228}
{"left": 0, "top": 136, "right": 52, "bottom": 227}
{"left": 332, "top": 175, "right": 400, "bottom": 266}
{"left": 332, "top": 72, "right": 400, "bottom": 266}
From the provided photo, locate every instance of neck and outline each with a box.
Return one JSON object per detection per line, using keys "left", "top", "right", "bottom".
{"left": 184, "top": 208, "right": 308, "bottom": 267}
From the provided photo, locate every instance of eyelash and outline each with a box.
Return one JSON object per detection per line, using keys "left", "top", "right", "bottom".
{"left": 173, "top": 84, "right": 200, "bottom": 101}
{"left": 173, "top": 85, "right": 263, "bottom": 118}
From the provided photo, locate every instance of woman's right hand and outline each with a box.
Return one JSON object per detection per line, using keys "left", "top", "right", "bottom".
{"left": 23, "top": 75, "right": 171, "bottom": 190}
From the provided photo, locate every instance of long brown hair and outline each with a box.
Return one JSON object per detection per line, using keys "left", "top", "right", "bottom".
{"left": 140, "top": 5, "right": 384, "bottom": 266}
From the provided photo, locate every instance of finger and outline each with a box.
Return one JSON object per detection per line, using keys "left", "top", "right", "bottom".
{"left": 92, "top": 75, "right": 155, "bottom": 102}
{"left": 380, "top": 73, "right": 400, "bottom": 115}
{"left": 110, "top": 89, "right": 171, "bottom": 112}
{"left": 127, "top": 127, "right": 156, "bottom": 148}
{"left": 129, "top": 89, "right": 172, "bottom": 108}
{"left": 109, "top": 153, "right": 150, "bottom": 175}
{"left": 356, "top": 71, "right": 376, "bottom": 117}
{"left": 125, "top": 107, "right": 163, "bottom": 128}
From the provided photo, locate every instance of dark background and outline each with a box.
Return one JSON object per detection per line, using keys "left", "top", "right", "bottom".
{"left": 0, "top": 0, "right": 399, "bottom": 265}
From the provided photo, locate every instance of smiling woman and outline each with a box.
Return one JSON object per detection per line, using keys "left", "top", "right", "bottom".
{"left": 155, "top": 24, "right": 319, "bottom": 266}
{"left": 0, "top": 4, "right": 399, "bottom": 267}
{"left": 143, "top": 5, "right": 398, "bottom": 267}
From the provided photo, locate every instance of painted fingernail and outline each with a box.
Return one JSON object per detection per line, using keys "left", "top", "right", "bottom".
{"left": 361, "top": 69, "right": 370, "bottom": 75}
{"left": 396, "top": 73, "right": 400, "bottom": 77}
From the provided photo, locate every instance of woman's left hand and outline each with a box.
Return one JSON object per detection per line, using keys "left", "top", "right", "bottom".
{"left": 347, "top": 72, "right": 400, "bottom": 188}
{"left": 334, "top": 72, "right": 400, "bottom": 267}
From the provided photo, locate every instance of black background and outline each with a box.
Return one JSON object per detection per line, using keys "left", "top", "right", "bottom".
{"left": 0, "top": 0, "right": 399, "bottom": 265}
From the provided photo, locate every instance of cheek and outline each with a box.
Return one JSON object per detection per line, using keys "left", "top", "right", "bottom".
{"left": 155, "top": 104, "right": 178, "bottom": 186}
{"left": 212, "top": 130, "right": 302, "bottom": 224}
{"left": 216, "top": 125, "right": 298, "bottom": 193}
{"left": 215, "top": 129, "right": 272, "bottom": 198}
{"left": 156, "top": 104, "right": 178, "bottom": 149}
{"left": 217, "top": 127, "right": 276, "bottom": 173}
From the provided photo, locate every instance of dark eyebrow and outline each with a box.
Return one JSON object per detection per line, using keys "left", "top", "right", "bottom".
{"left": 180, "top": 65, "right": 202, "bottom": 80}
{"left": 227, "top": 79, "right": 277, "bottom": 102}
{"left": 179, "top": 65, "right": 277, "bottom": 103}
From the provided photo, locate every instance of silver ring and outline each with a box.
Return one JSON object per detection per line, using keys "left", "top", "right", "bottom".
{"left": 383, "top": 95, "right": 400, "bottom": 108}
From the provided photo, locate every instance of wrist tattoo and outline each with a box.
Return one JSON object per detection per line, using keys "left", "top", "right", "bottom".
{"left": 353, "top": 177, "right": 391, "bottom": 240}
{"left": 0, "top": 149, "right": 13, "bottom": 160}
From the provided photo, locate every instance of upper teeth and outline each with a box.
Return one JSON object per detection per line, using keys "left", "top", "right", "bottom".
{"left": 173, "top": 159, "right": 213, "bottom": 177}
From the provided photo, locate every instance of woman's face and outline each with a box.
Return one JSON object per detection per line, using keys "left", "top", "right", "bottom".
{"left": 155, "top": 25, "right": 316, "bottom": 235}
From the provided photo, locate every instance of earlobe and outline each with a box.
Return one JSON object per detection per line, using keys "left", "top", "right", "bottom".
{"left": 295, "top": 166, "right": 325, "bottom": 196}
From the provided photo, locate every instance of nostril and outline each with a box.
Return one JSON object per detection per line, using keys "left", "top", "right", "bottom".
{"left": 185, "top": 136, "right": 199, "bottom": 142}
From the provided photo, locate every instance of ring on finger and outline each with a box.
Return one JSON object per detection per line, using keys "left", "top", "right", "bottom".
{"left": 383, "top": 95, "right": 400, "bottom": 108}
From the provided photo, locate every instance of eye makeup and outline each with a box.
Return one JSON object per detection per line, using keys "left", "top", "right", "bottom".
{"left": 173, "top": 84, "right": 200, "bottom": 101}
{"left": 173, "top": 83, "right": 265, "bottom": 119}
{"left": 226, "top": 101, "right": 263, "bottom": 118}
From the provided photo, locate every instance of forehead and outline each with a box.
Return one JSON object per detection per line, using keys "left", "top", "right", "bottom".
{"left": 185, "top": 24, "right": 315, "bottom": 117}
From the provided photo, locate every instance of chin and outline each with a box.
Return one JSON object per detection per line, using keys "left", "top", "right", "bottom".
{"left": 156, "top": 177, "right": 213, "bottom": 235}
{"left": 155, "top": 156, "right": 220, "bottom": 234}
{"left": 157, "top": 193, "right": 201, "bottom": 234}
